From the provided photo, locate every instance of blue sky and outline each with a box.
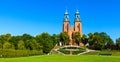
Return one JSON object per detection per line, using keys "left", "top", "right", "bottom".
{"left": 0, "top": 0, "right": 120, "bottom": 42}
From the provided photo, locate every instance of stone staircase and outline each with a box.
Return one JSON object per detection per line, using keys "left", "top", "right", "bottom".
{"left": 78, "top": 49, "right": 96, "bottom": 55}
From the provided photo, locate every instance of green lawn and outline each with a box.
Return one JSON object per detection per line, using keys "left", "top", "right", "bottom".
{"left": 0, "top": 55, "right": 120, "bottom": 62}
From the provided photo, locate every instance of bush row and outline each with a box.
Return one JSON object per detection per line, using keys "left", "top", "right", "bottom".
{"left": 99, "top": 50, "right": 120, "bottom": 56}
{"left": 84, "top": 50, "right": 120, "bottom": 56}
{"left": 0, "top": 49, "right": 43, "bottom": 58}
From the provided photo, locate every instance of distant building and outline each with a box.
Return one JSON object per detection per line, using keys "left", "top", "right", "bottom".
{"left": 62, "top": 10, "right": 83, "bottom": 46}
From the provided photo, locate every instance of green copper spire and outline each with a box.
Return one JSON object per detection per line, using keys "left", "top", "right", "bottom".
{"left": 75, "top": 9, "right": 81, "bottom": 22}
{"left": 64, "top": 9, "right": 69, "bottom": 21}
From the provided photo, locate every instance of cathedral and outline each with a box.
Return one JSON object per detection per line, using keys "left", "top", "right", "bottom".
{"left": 62, "top": 10, "right": 83, "bottom": 46}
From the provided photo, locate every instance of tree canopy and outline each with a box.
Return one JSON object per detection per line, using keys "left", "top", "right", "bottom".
{"left": 59, "top": 32, "right": 70, "bottom": 45}
{"left": 73, "top": 32, "right": 81, "bottom": 45}
{"left": 0, "top": 32, "right": 119, "bottom": 55}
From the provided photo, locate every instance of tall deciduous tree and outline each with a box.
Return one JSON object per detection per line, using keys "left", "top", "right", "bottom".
{"left": 59, "top": 32, "right": 70, "bottom": 45}
{"left": 106, "top": 38, "right": 114, "bottom": 46}
{"left": 116, "top": 37, "right": 120, "bottom": 49}
{"left": 0, "top": 34, "right": 11, "bottom": 44}
{"left": 88, "top": 32, "right": 114, "bottom": 50}
{"left": 73, "top": 32, "right": 81, "bottom": 45}
{"left": 52, "top": 34, "right": 60, "bottom": 46}
{"left": 81, "top": 34, "right": 88, "bottom": 45}
{"left": 9, "top": 36, "right": 22, "bottom": 49}
{"left": 22, "top": 34, "right": 34, "bottom": 50}
{"left": 36, "top": 32, "right": 53, "bottom": 54}
{"left": 17, "top": 40, "right": 25, "bottom": 50}
{"left": 3, "top": 42, "right": 14, "bottom": 49}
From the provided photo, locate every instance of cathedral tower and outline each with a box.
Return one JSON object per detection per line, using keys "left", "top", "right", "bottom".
{"left": 63, "top": 10, "right": 70, "bottom": 32}
{"left": 62, "top": 9, "right": 83, "bottom": 46}
{"left": 74, "top": 10, "right": 82, "bottom": 37}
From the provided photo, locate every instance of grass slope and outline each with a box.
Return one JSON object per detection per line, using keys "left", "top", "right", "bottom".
{"left": 0, "top": 55, "right": 120, "bottom": 62}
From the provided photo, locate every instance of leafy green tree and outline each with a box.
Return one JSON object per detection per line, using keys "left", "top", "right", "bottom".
{"left": 59, "top": 32, "right": 70, "bottom": 45}
{"left": 0, "top": 34, "right": 11, "bottom": 44}
{"left": 9, "top": 36, "right": 22, "bottom": 49}
{"left": 0, "top": 40, "right": 3, "bottom": 49}
{"left": 81, "top": 34, "right": 88, "bottom": 45}
{"left": 28, "top": 39, "right": 41, "bottom": 50}
{"left": 88, "top": 32, "right": 113, "bottom": 50}
{"left": 73, "top": 32, "right": 81, "bottom": 45}
{"left": 22, "top": 34, "right": 33, "bottom": 41}
{"left": 22, "top": 34, "right": 34, "bottom": 50}
{"left": 116, "top": 37, "right": 120, "bottom": 49}
{"left": 17, "top": 40, "right": 26, "bottom": 50}
{"left": 52, "top": 34, "right": 60, "bottom": 46}
{"left": 5, "top": 34, "right": 11, "bottom": 41}
{"left": 0, "top": 44, "right": 2, "bottom": 49}
{"left": 3, "top": 42, "right": 14, "bottom": 49}
{"left": 36, "top": 32, "right": 53, "bottom": 54}
{"left": 106, "top": 38, "right": 114, "bottom": 46}
{"left": 88, "top": 32, "right": 94, "bottom": 46}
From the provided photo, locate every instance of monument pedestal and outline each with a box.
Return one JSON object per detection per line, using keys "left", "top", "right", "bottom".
{"left": 70, "top": 49, "right": 72, "bottom": 55}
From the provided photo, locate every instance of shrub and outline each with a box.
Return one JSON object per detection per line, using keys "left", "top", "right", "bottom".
{"left": 0, "top": 49, "right": 43, "bottom": 58}
{"left": 58, "top": 46, "right": 86, "bottom": 55}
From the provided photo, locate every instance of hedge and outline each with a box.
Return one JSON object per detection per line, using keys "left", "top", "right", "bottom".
{"left": 58, "top": 47, "right": 86, "bottom": 55}
{"left": 0, "top": 49, "right": 43, "bottom": 58}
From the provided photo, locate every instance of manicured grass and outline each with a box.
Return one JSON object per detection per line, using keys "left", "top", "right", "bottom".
{"left": 84, "top": 50, "right": 120, "bottom": 56}
{"left": 0, "top": 55, "right": 120, "bottom": 62}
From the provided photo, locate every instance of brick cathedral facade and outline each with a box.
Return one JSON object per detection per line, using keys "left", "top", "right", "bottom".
{"left": 63, "top": 10, "right": 83, "bottom": 46}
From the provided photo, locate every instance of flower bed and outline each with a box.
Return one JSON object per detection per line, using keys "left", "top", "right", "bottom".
{"left": 58, "top": 46, "right": 86, "bottom": 55}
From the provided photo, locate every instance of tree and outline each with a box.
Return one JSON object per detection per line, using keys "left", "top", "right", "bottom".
{"left": 59, "top": 32, "right": 70, "bottom": 45}
{"left": 0, "top": 40, "right": 3, "bottom": 49}
{"left": 3, "top": 42, "right": 14, "bottom": 49}
{"left": 116, "top": 37, "right": 120, "bottom": 49}
{"left": 52, "top": 34, "right": 60, "bottom": 46}
{"left": 22, "top": 34, "right": 33, "bottom": 41}
{"left": 88, "top": 32, "right": 113, "bottom": 50}
{"left": 36, "top": 32, "right": 53, "bottom": 54}
{"left": 27, "top": 39, "right": 41, "bottom": 50}
{"left": 106, "top": 38, "right": 114, "bottom": 46}
{"left": 73, "top": 32, "right": 81, "bottom": 45}
{"left": 17, "top": 40, "right": 25, "bottom": 50}
{"left": 0, "top": 34, "right": 11, "bottom": 44}
{"left": 88, "top": 32, "right": 94, "bottom": 47}
{"left": 81, "top": 34, "right": 88, "bottom": 45}
{"left": 9, "top": 36, "right": 22, "bottom": 49}
{"left": 22, "top": 34, "right": 34, "bottom": 50}
{"left": 0, "top": 43, "right": 2, "bottom": 49}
